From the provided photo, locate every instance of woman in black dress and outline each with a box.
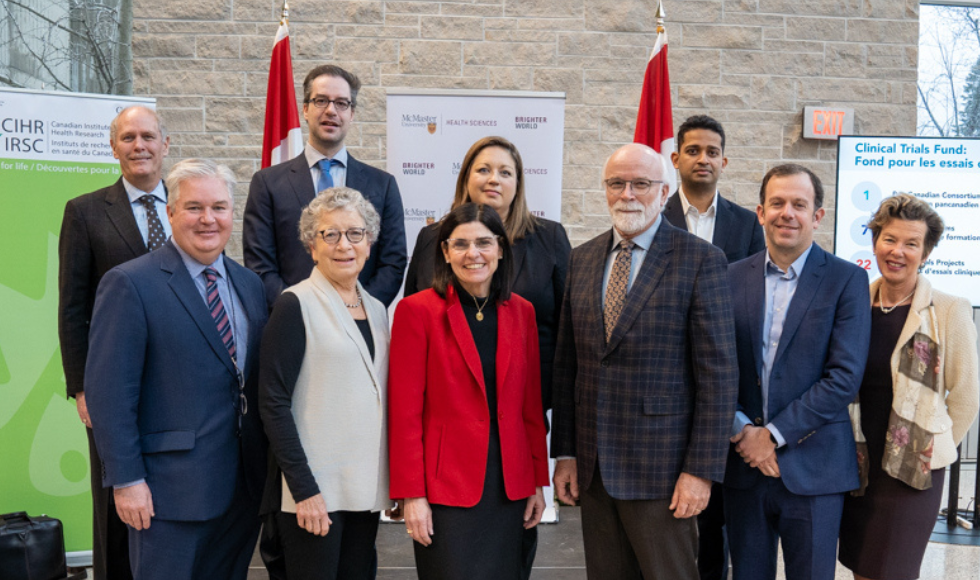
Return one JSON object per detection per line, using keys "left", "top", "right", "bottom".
{"left": 839, "top": 194, "right": 979, "bottom": 580}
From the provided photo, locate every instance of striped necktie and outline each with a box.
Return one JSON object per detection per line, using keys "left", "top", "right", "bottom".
{"left": 204, "top": 267, "right": 236, "bottom": 362}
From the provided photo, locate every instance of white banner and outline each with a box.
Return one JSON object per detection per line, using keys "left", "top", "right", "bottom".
{"left": 386, "top": 89, "right": 566, "bottom": 257}
{"left": 385, "top": 89, "right": 566, "bottom": 522}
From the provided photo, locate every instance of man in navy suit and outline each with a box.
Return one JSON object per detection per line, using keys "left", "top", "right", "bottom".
{"left": 86, "top": 159, "right": 269, "bottom": 580}
{"left": 552, "top": 143, "right": 738, "bottom": 579}
{"left": 244, "top": 64, "right": 406, "bottom": 308}
{"left": 58, "top": 105, "right": 171, "bottom": 580}
{"left": 724, "top": 164, "right": 871, "bottom": 580}
{"left": 663, "top": 115, "right": 763, "bottom": 580}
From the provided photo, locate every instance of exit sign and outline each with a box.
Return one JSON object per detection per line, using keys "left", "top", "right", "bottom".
{"left": 803, "top": 106, "right": 854, "bottom": 140}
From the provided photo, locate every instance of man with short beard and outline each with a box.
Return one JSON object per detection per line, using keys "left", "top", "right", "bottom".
{"left": 551, "top": 143, "right": 738, "bottom": 579}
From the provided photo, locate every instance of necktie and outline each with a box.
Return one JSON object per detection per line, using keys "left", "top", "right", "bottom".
{"left": 604, "top": 240, "right": 634, "bottom": 342}
{"left": 139, "top": 194, "right": 167, "bottom": 251}
{"left": 204, "top": 268, "right": 236, "bottom": 362}
{"left": 316, "top": 158, "right": 341, "bottom": 193}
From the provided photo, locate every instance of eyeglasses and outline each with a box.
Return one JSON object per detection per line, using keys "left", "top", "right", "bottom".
{"left": 443, "top": 237, "right": 499, "bottom": 253}
{"left": 318, "top": 228, "right": 366, "bottom": 244}
{"left": 603, "top": 178, "right": 662, "bottom": 194}
{"left": 305, "top": 97, "right": 353, "bottom": 112}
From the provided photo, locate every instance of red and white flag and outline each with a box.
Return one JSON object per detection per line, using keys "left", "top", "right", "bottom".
{"left": 261, "top": 20, "right": 303, "bottom": 168}
{"left": 633, "top": 27, "right": 676, "bottom": 192}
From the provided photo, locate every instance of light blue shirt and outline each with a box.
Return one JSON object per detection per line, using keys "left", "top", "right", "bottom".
{"left": 733, "top": 244, "right": 813, "bottom": 447}
{"left": 305, "top": 143, "right": 349, "bottom": 189}
{"left": 601, "top": 215, "right": 662, "bottom": 306}
{"left": 122, "top": 177, "right": 171, "bottom": 244}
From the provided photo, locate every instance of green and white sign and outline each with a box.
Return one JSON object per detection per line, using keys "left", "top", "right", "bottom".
{"left": 0, "top": 88, "right": 154, "bottom": 563}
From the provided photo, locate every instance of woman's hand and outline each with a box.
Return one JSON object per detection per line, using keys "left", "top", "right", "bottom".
{"left": 523, "top": 487, "right": 546, "bottom": 529}
{"left": 295, "top": 493, "right": 332, "bottom": 536}
{"left": 404, "top": 496, "right": 434, "bottom": 546}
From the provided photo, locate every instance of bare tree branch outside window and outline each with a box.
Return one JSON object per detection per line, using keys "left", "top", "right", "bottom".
{"left": 0, "top": 0, "right": 132, "bottom": 95}
{"left": 918, "top": 4, "right": 980, "bottom": 136}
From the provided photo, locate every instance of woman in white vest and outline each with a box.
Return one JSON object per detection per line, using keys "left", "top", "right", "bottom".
{"left": 258, "top": 187, "right": 397, "bottom": 580}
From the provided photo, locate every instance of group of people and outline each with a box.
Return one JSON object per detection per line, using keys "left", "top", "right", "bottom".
{"left": 55, "top": 62, "right": 978, "bottom": 580}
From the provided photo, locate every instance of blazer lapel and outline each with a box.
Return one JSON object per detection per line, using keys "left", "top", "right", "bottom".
{"left": 663, "top": 193, "right": 685, "bottom": 229}
{"left": 604, "top": 224, "right": 672, "bottom": 355}
{"left": 288, "top": 154, "right": 316, "bottom": 209}
{"left": 773, "top": 246, "right": 827, "bottom": 366}
{"left": 713, "top": 197, "right": 734, "bottom": 256}
{"left": 162, "top": 243, "right": 237, "bottom": 376}
{"left": 224, "top": 259, "right": 262, "bottom": 377}
{"left": 446, "top": 286, "right": 486, "bottom": 395}
{"left": 510, "top": 236, "right": 528, "bottom": 283}
{"left": 312, "top": 270, "right": 381, "bottom": 390}
{"left": 744, "top": 253, "right": 767, "bottom": 376}
{"left": 496, "top": 299, "right": 514, "bottom": 388}
{"left": 105, "top": 180, "right": 148, "bottom": 255}
{"left": 586, "top": 231, "right": 614, "bottom": 356}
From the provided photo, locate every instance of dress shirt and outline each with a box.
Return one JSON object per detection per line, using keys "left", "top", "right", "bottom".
{"left": 733, "top": 244, "right": 813, "bottom": 447}
{"left": 122, "top": 177, "right": 171, "bottom": 243}
{"left": 305, "top": 143, "right": 348, "bottom": 189}
{"left": 678, "top": 188, "right": 717, "bottom": 243}
{"left": 601, "top": 215, "right": 662, "bottom": 306}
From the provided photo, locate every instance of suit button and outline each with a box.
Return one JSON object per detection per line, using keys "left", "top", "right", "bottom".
{"left": 601, "top": 360, "right": 609, "bottom": 368}
{"left": 753, "top": 417, "right": 764, "bottom": 426}
{"left": 757, "top": 378, "right": 761, "bottom": 387}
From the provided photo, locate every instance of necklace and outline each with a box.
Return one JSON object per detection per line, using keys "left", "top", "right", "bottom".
{"left": 343, "top": 287, "right": 362, "bottom": 309}
{"left": 878, "top": 284, "right": 915, "bottom": 314}
{"left": 472, "top": 294, "right": 490, "bottom": 321}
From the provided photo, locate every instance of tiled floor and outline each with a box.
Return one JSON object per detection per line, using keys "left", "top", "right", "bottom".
{"left": 246, "top": 502, "right": 980, "bottom": 580}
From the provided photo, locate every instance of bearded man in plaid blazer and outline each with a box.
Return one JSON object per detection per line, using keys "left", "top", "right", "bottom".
{"left": 551, "top": 143, "right": 738, "bottom": 580}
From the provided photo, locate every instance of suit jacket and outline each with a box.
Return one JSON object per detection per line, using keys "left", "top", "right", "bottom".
{"left": 86, "top": 241, "right": 269, "bottom": 522}
{"left": 551, "top": 220, "right": 738, "bottom": 500}
{"left": 388, "top": 286, "right": 550, "bottom": 507}
{"left": 663, "top": 192, "right": 765, "bottom": 263}
{"left": 403, "top": 218, "right": 571, "bottom": 410}
{"left": 243, "top": 152, "right": 407, "bottom": 308}
{"left": 724, "top": 244, "right": 871, "bottom": 496}
{"left": 58, "top": 178, "right": 155, "bottom": 398}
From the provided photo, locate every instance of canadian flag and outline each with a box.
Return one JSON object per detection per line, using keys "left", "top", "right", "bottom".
{"left": 633, "top": 27, "right": 676, "bottom": 192}
{"left": 261, "top": 21, "right": 303, "bottom": 168}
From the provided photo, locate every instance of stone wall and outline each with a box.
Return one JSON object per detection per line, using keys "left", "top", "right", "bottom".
{"left": 133, "top": 0, "right": 919, "bottom": 253}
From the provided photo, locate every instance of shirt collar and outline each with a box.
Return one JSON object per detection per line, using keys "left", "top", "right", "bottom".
{"left": 122, "top": 177, "right": 166, "bottom": 204}
{"left": 678, "top": 187, "right": 718, "bottom": 217}
{"left": 172, "top": 240, "right": 227, "bottom": 280}
{"left": 305, "top": 143, "right": 348, "bottom": 169}
{"left": 611, "top": 214, "right": 661, "bottom": 253}
{"left": 765, "top": 243, "right": 813, "bottom": 278}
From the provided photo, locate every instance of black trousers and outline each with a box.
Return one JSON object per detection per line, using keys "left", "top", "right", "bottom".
{"left": 276, "top": 510, "right": 380, "bottom": 580}
{"left": 697, "top": 483, "right": 729, "bottom": 580}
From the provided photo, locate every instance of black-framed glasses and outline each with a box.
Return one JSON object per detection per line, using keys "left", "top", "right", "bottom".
{"left": 443, "top": 237, "right": 499, "bottom": 253}
{"left": 305, "top": 97, "right": 353, "bottom": 111}
{"left": 319, "top": 228, "right": 366, "bottom": 244}
{"left": 603, "top": 178, "right": 662, "bottom": 194}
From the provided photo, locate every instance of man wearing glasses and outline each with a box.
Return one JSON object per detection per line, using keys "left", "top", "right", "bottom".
{"left": 244, "top": 64, "right": 406, "bottom": 310}
{"left": 551, "top": 143, "right": 738, "bottom": 579}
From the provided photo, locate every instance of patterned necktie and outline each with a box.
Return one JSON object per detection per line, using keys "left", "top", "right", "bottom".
{"left": 204, "top": 268, "right": 236, "bottom": 362}
{"left": 316, "top": 158, "right": 341, "bottom": 193}
{"left": 139, "top": 194, "right": 167, "bottom": 251}
{"left": 604, "top": 240, "right": 634, "bottom": 342}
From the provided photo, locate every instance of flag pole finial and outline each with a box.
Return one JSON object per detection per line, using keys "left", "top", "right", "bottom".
{"left": 656, "top": 1, "right": 666, "bottom": 34}
{"left": 280, "top": 0, "right": 290, "bottom": 25}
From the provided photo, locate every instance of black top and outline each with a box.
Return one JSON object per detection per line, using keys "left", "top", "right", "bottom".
{"left": 404, "top": 218, "right": 570, "bottom": 411}
{"left": 458, "top": 286, "right": 498, "bottom": 421}
{"left": 258, "top": 291, "right": 374, "bottom": 507}
{"left": 860, "top": 304, "right": 911, "bottom": 465}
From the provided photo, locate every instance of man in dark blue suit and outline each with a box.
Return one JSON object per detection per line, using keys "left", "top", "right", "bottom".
{"left": 86, "top": 159, "right": 269, "bottom": 580}
{"left": 724, "top": 164, "right": 871, "bottom": 580}
{"left": 244, "top": 64, "right": 406, "bottom": 308}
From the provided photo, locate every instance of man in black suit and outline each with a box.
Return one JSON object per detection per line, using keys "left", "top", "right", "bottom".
{"left": 244, "top": 64, "right": 406, "bottom": 309}
{"left": 663, "top": 115, "right": 765, "bottom": 580}
{"left": 58, "top": 105, "right": 170, "bottom": 580}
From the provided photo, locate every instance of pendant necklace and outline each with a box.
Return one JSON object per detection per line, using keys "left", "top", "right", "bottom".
{"left": 472, "top": 294, "right": 490, "bottom": 321}
{"left": 344, "top": 287, "right": 362, "bottom": 309}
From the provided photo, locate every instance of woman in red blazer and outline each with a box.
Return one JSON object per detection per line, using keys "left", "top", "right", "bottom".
{"left": 389, "top": 203, "right": 549, "bottom": 579}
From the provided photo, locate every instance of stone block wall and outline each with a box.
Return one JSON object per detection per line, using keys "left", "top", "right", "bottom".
{"left": 133, "top": 0, "right": 919, "bottom": 253}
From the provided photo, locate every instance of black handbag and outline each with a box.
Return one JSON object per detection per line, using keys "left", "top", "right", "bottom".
{"left": 0, "top": 512, "right": 87, "bottom": 580}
